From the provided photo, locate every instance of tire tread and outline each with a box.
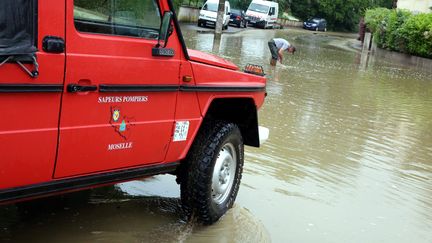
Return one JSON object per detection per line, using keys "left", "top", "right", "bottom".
{"left": 178, "top": 121, "right": 243, "bottom": 224}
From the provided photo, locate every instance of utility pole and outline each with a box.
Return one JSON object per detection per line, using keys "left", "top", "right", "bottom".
{"left": 214, "top": 0, "right": 225, "bottom": 36}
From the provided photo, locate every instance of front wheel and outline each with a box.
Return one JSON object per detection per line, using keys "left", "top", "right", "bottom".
{"left": 178, "top": 121, "right": 244, "bottom": 224}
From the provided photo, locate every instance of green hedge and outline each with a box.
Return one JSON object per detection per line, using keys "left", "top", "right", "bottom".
{"left": 365, "top": 8, "right": 432, "bottom": 58}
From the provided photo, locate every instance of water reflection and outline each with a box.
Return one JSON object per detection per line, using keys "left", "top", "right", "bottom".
{"left": 180, "top": 26, "right": 432, "bottom": 242}
{"left": 0, "top": 176, "right": 269, "bottom": 243}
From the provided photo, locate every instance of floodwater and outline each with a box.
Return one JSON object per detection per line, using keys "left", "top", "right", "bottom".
{"left": 1, "top": 26, "right": 432, "bottom": 243}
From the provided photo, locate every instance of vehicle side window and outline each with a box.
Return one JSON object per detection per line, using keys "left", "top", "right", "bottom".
{"left": 203, "top": 4, "right": 208, "bottom": 10}
{"left": 269, "top": 7, "right": 274, "bottom": 15}
{"left": 74, "top": 0, "right": 161, "bottom": 39}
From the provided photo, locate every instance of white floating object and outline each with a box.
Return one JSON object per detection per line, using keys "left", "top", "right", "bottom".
{"left": 258, "top": 126, "right": 270, "bottom": 145}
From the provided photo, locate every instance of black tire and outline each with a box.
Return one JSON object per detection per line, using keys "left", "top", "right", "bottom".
{"left": 178, "top": 121, "right": 244, "bottom": 224}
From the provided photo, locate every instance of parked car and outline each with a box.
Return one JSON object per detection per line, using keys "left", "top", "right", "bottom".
{"left": 198, "top": 0, "right": 231, "bottom": 29}
{"left": 229, "top": 9, "right": 247, "bottom": 28}
{"left": 303, "top": 18, "right": 327, "bottom": 31}
{"left": 0, "top": 0, "right": 268, "bottom": 225}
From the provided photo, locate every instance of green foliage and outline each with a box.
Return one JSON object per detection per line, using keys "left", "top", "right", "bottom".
{"left": 286, "top": 0, "right": 394, "bottom": 31}
{"left": 290, "top": 0, "right": 318, "bottom": 22}
{"left": 364, "top": 8, "right": 391, "bottom": 32}
{"left": 385, "top": 10, "right": 411, "bottom": 51}
{"left": 172, "top": 0, "right": 183, "bottom": 11}
{"left": 230, "top": 0, "right": 250, "bottom": 11}
{"left": 399, "top": 13, "right": 432, "bottom": 58}
{"left": 173, "top": 0, "right": 202, "bottom": 11}
{"left": 366, "top": 8, "right": 432, "bottom": 58}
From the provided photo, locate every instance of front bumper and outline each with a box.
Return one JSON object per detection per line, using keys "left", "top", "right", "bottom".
{"left": 303, "top": 24, "right": 317, "bottom": 30}
{"left": 199, "top": 17, "right": 216, "bottom": 26}
{"left": 247, "top": 16, "right": 264, "bottom": 25}
{"left": 229, "top": 19, "right": 242, "bottom": 25}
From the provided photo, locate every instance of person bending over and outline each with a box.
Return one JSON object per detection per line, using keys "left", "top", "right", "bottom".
{"left": 268, "top": 38, "right": 296, "bottom": 66}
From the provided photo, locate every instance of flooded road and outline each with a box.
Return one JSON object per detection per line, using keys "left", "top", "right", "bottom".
{"left": 2, "top": 27, "right": 432, "bottom": 242}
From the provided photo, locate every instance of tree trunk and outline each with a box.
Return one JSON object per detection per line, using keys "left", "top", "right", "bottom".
{"left": 215, "top": 0, "right": 225, "bottom": 35}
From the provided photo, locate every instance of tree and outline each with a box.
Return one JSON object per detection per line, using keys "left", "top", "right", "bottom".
{"left": 286, "top": 0, "right": 394, "bottom": 31}
{"left": 230, "top": 0, "right": 250, "bottom": 11}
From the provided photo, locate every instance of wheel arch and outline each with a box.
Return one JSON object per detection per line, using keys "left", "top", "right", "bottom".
{"left": 202, "top": 98, "right": 260, "bottom": 148}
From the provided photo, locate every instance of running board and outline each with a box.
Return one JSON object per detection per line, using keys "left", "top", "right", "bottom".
{"left": 0, "top": 162, "right": 179, "bottom": 204}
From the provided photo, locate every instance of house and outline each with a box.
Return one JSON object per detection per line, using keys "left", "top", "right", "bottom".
{"left": 397, "top": 0, "right": 432, "bottom": 13}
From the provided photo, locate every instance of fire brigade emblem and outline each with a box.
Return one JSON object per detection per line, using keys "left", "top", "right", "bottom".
{"left": 112, "top": 109, "right": 120, "bottom": 122}
{"left": 110, "top": 106, "right": 135, "bottom": 140}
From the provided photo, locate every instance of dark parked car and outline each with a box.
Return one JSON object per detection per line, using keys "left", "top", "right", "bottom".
{"left": 229, "top": 9, "right": 248, "bottom": 28}
{"left": 303, "top": 18, "right": 327, "bottom": 31}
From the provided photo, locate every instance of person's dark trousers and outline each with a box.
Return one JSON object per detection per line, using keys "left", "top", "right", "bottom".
{"left": 268, "top": 40, "right": 279, "bottom": 61}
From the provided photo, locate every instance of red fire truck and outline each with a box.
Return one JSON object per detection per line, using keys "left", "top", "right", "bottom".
{"left": 0, "top": 0, "right": 267, "bottom": 224}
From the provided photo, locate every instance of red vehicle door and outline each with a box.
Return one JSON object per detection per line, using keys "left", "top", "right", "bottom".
{"left": 54, "top": 0, "right": 181, "bottom": 178}
{"left": 0, "top": 1, "right": 65, "bottom": 189}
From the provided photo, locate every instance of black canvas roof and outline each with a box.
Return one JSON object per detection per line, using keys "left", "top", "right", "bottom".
{"left": 0, "top": 0, "right": 37, "bottom": 56}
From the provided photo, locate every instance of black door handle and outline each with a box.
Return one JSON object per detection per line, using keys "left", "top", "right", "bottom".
{"left": 67, "top": 84, "right": 98, "bottom": 93}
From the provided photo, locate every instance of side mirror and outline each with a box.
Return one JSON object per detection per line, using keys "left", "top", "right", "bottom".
{"left": 157, "top": 11, "right": 173, "bottom": 48}
{"left": 152, "top": 11, "right": 175, "bottom": 57}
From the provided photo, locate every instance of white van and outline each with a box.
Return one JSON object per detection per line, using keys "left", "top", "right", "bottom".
{"left": 246, "top": 0, "right": 278, "bottom": 29}
{"left": 198, "top": 0, "right": 231, "bottom": 29}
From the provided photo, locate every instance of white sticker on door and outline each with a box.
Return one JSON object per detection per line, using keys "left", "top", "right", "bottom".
{"left": 173, "top": 121, "right": 190, "bottom": 142}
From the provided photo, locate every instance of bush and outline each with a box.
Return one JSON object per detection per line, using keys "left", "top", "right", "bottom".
{"left": 365, "top": 8, "right": 391, "bottom": 32}
{"left": 399, "top": 13, "right": 432, "bottom": 58}
{"left": 385, "top": 10, "right": 411, "bottom": 51}
{"left": 365, "top": 8, "right": 432, "bottom": 58}
{"left": 365, "top": 8, "right": 391, "bottom": 48}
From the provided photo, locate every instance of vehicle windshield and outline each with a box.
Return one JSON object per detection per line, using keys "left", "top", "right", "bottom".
{"left": 248, "top": 3, "right": 269, "bottom": 14}
{"left": 309, "top": 18, "right": 320, "bottom": 23}
{"left": 231, "top": 9, "right": 241, "bottom": 14}
{"left": 204, "top": 2, "right": 218, "bottom": 12}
